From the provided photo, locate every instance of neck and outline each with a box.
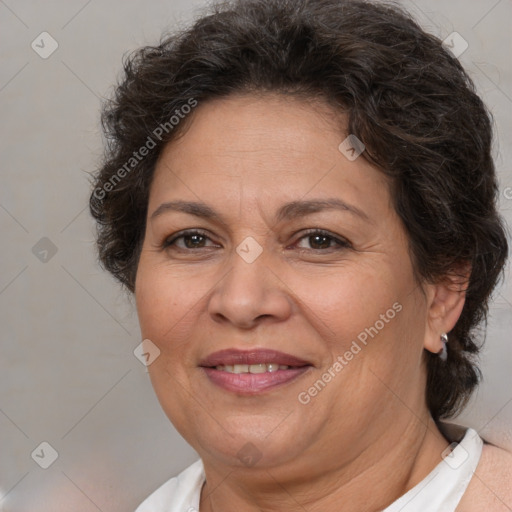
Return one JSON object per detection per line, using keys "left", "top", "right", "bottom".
{"left": 199, "top": 415, "right": 450, "bottom": 512}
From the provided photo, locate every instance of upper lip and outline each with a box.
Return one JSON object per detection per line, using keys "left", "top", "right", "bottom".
{"left": 199, "top": 349, "right": 312, "bottom": 368}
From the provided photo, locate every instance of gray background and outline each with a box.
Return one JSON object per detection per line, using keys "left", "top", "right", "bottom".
{"left": 1, "top": 0, "right": 511, "bottom": 510}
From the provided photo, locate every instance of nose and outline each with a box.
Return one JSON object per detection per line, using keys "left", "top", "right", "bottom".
{"left": 207, "top": 246, "right": 293, "bottom": 330}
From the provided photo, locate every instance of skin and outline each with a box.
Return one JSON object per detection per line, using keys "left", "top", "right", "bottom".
{"left": 134, "top": 94, "right": 508, "bottom": 511}
{"left": 458, "top": 444, "right": 512, "bottom": 511}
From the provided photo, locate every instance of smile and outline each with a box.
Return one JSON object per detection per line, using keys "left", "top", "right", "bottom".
{"left": 202, "top": 366, "right": 310, "bottom": 394}
{"left": 199, "top": 349, "right": 312, "bottom": 394}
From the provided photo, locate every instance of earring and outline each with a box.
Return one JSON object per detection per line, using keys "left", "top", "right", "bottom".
{"left": 439, "top": 333, "right": 448, "bottom": 361}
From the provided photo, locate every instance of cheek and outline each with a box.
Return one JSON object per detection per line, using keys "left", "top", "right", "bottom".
{"left": 135, "top": 262, "right": 189, "bottom": 342}
{"left": 298, "top": 261, "right": 425, "bottom": 396}
{"left": 135, "top": 258, "right": 221, "bottom": 362}
{"left": 295, "top": 264, "right": 402, "bottom": 342}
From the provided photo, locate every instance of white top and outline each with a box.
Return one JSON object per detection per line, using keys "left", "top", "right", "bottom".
{"left": 135, "top": 427, "right": 483, "bottom": 512}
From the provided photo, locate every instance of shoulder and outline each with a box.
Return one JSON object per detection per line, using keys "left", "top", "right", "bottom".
{"left": 457, "top": 442, "right": 512, "bottom": 511}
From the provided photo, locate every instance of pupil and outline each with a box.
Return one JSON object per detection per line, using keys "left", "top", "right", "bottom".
{"left": 185, "top": 234, "right": 204, "bottom": 248}
{"left": 310, "top": 235, "right": 329, "bottom": 249}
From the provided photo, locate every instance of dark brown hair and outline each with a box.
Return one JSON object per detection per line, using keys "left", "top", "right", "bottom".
{"left": 89, "top": 0, "right": 508, "bottom": 420}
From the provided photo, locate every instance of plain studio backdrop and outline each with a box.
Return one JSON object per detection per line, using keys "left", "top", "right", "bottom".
{"left": 0, "top": 0, "right": 511, "bottom": 510}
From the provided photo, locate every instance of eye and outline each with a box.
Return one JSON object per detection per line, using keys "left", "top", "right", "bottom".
{"left": 293, "top": 229, "right": 351, "bottom": 251}
{"left": 162, "top": 230, "right": 220, "bottom": 250}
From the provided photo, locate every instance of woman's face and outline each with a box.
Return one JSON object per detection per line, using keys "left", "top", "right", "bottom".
{"left": 135, "top": 94, "right": 433, "bottom": 472}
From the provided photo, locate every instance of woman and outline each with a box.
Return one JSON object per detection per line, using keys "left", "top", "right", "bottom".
{"left": 90, "top": 0, "right": 512, "bottom": 510}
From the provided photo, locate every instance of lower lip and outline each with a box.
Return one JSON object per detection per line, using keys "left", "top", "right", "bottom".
{"left": 201, "top": 367, "right": 311, "bottom": 394}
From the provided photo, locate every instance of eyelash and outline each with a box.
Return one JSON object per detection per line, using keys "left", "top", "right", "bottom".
{"left": 162, "top": 229, "right": 218, "bottom": 250}
{"left": 294, "top": 229, "right": 351, "bottom": 251}
{"left": 161, "top": 229, "right": 351, "bottom": 252}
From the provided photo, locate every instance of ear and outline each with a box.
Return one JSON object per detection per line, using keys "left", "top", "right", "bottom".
{"left": 423, "top": 264, "right": 471, "bottom": 355}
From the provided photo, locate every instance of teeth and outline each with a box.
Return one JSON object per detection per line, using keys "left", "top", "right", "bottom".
{"left": 215, "top": 363, "right": 291, "bottom": 373}
{"left": 248, "top": 363, "right": 266, "bottom": 374}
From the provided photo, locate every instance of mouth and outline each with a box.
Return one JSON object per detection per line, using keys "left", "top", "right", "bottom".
{"left": 198, "top": 349, "right": 313, "bottom": 394}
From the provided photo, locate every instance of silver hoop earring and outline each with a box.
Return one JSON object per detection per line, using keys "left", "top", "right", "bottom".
{"left": 439, "top": 333, "right": 448, "bottom": 361}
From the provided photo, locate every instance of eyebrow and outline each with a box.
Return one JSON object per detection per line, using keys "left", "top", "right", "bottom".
{"left": 150, "top": 198, "right": 370, "bottom": 223}
{"left": 276, "top": 198, "right": 369, "bottom": 223}
{"left": 151, "top": 200, "right": 222, "bottom": 222}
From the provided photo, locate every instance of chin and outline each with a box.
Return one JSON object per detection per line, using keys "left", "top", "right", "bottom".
{"left": 193, "top": 416, "right": 311, "bottom": 470}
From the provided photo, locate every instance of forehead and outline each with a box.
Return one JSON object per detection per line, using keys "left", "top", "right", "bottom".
{"left": 149, "top": 93, "right": 391, "bottom": 216}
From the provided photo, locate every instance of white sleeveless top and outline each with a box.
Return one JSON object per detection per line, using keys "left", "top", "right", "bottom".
{"left": 135, "top": 427, "right": 482, "bottom": 512}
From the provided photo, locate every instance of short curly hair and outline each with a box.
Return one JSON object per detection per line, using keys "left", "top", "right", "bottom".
{"left": 90, "top": 0, "right": 508, "bottom": 420}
